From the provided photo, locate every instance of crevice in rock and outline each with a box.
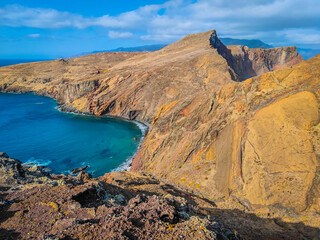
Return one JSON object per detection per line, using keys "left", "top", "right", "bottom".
{"left": 208, "top": 94, "right": 216, "bottom": 115}
{"left": 72, "top": 187, "right": 104, "bottom": 208}
{"left": 247, "top": 139, "right": 262, "bottom": 165}
{"left": 129, "top": 110, "right": 141, "bottom": 120}
{"left": 306, "top": 166, "right": 320, "bottom": 212}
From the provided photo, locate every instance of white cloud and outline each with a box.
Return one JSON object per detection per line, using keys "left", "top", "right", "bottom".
{"left": 28, "top": 33, "right": 40, "bottom": 38}
{"left": 0, "top": 0, "right": 320, "bottom": 46}
{"left": 108, "top": 31, "right": 134, "bottom": 39}
{"left": 283, "top": 29, "right": 320, "bottom": 45}
{"left": 0, "top": 4, "right": 163, "bottom": 29}
{"left": 0, "top": 5, "right": 89, "bottom": 28}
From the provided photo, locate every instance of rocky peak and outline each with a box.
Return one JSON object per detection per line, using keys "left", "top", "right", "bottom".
{"left": 208, "top": 30, "right": 303, "bottom": 81}
{"left": 209, "top": 30, "right": 231, "bottom": 58}
{"left": 209, "top": 30, "right": 234, "bottom": 70}
{"left": 209, "top": 30, "right": 219, "bottom": 47}
{"left": 0, "top": 30, "right": 315, "bottom": 238}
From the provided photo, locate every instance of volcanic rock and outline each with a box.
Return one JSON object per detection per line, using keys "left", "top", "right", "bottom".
{"left": 70, "top": 165, "right": 89, "bottom": 174}
{"left": 1, "top": 29, "right": 320, "bottom": 238}
{"left": 0, "top": 153, "right": 227, "bottom": 240}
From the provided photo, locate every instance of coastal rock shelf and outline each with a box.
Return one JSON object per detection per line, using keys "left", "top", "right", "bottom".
{"left": 1, "top": 29, "right": 320, "bottom": 238}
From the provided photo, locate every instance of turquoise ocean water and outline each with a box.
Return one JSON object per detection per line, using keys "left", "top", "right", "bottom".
{"left": 0, "top": 93, "right": 144, "bottom": 177}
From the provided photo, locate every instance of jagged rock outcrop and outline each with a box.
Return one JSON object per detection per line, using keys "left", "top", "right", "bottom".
{"left": 1, "top": 29, "right": 319, "bottom": 236}
{"left": 1, "top": 154, "right": 319, "bottom": 239}
{"left": 0, "top": 153, "right": 230, "bottom": 239}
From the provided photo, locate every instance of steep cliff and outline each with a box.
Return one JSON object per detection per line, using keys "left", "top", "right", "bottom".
{"left": 228, "top": 45, "right": 303, "bottom": 81}
{"left": 135, "top": 54, "right": 320, "bottom": 215}
{"left": 0, "top": 30, "right": 301, "bottom": 120}
{"left": 1, "top": 29, "right": 318, "bottom": 230}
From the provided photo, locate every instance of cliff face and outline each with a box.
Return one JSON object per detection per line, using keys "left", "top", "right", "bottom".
{"left": 0, "top": 30, "right": 301, "bottom": 121}
{"left": 209, "top": 31, "right": 303, "bottom": 81}
{"left": 134, "top": 55, "right": 320, "bottom": 214}
{"left": 1, "top": 30, "right": 318, "bottom": 223}
{"left": 228, "top": 45, "right": 303, "bottom": 81}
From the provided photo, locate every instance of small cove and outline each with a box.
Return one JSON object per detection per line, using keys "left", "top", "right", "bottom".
{"left": 0, "top": 93, "right": 145, "bottom": 177}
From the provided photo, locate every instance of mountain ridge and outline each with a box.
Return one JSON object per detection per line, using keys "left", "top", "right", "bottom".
{"left": 71, "top": 37, "right": 319, "bottom": 61}
{"left": 73, "top": 37, "right": 273, "bottom": 58}
{"left": 0, "top": 29, "right": 319, "bottom": 238}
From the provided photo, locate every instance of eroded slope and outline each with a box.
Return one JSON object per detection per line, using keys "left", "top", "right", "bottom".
{"left": 1, "top": 30, "right": 317, "bottom": 229}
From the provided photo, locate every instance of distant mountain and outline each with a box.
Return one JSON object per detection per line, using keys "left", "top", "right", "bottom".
{"left": 297, "top": 48, "right": 320, "bottom": 60}
{"left": 220, "top": 38, "right": 273, "bottom": 49}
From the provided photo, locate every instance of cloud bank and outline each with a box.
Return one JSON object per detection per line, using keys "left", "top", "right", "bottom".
{"left": 0, "top": 0, "right": 319, "bottom": 46}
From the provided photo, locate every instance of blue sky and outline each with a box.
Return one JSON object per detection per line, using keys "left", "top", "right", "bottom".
{"left": 0, "top": 0, "right": 319, "bottom": 59}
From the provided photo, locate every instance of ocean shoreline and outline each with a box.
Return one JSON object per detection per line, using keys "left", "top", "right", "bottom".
{"left": 0, "top": 90, "right": 149, "bottom": 174}
{"left": 56, "top": 103, "right": 150, "bottom": 172}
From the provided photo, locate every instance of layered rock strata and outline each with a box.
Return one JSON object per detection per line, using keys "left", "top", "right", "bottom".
{"left": 1, "top": 29, "right": 319, "bottom": 234}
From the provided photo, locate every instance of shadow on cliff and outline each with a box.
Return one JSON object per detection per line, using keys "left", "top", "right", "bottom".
{"left": 230, "top": 54, "right": 257, "bottom": 82}
{"left": 159, "top": 184, "right": 320, "bottom": 239}
{"left": 207, "top": 208, "right": 320, "bottom": 240}
{"left": 0, "top": 187, "right": 20, "bottom": 240}
{"left": 101, "top": 180, "right": 320, "bottom": 240}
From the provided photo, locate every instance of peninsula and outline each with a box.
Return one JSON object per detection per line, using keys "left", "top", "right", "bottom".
{"left": 0, "top": 30, "right": 319, "bottom": 239}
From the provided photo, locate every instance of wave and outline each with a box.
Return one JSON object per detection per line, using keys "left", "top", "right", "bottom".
{"left": 55, "top": 103, "right": 149, "bottom": 173}
{"left": 133, "top": 120, "right": 149, "bottom": 135}
{"left": 23, "top": 157, "right": 52, "bottom": 167}
{"left": 111, "top": 120, "right": 148, "bottom": 172}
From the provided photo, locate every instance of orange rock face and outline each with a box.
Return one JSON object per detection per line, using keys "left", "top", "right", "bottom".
{"left": 242, "top": 91, "right": 319, "bottom": 211}
{"left": 1, "top": 29, "right": 319, "bottom": 220}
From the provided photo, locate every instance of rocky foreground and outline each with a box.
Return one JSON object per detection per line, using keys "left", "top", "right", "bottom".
{"left": 0, "top": 153, "right": 226, "bottom": 239}
{"left": 1, "top": 29, "right": 320, "bottom": 239}
{"left": 1, "top": 153, "right": 319, "bottom": 239}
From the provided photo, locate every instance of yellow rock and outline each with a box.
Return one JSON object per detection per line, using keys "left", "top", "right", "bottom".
{"left": 242, "top": 91, "right": 319, "bottom": 211}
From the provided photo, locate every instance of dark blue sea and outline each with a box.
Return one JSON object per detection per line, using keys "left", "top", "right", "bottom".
{"left": 0, "top": 93, "right": 145, "bottom": 177}
{"left": 0, "top": 59, "right": 51, "bottom": 67}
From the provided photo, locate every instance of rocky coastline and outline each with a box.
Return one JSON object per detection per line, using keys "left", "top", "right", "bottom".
{"left": 1, "top": 29, "right": 320, "bottom": 239}
{"left": 55, "top": 102, "right": 150, "bottom": 172}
